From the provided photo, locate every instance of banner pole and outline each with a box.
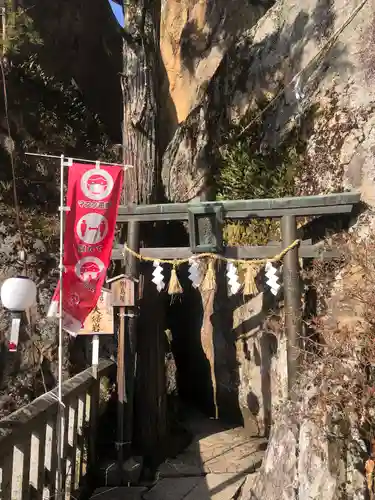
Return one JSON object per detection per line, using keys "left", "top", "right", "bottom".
{"left": 24, "top": 151, "right": 133, "bottom": 168}
{"left": 116, "top": 305, "right": 126, "bottom": 481}
{"left": 56, "top": 154, "right": 65, "bottom": 500}
{"left": 92, "top": 334, "right": 99, "bottom": 379}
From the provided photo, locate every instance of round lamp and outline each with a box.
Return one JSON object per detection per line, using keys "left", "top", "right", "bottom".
{"left": 1, "top": 276, "right": 37, "bottom": 312}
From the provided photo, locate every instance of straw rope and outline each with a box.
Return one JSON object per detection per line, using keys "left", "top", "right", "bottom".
{"left": 122, "top": 239, "right": 300, "bottom": 266}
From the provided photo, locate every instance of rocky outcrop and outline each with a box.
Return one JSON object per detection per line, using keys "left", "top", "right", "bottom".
{"left": 160, "top": 0, "right": 269, "bottom": 124}
{"left": 160, "top": 1, "right": 375, "bottom": 497}
{"left": 161, "top": 0, "right": 375, "bottom": 205}
{"left": 234, "top": 293, "right": 288, "bottom": 437}
{"left": 239, "top": 369, "right": 368, "bottom": 500}
{"left": 160, "top": 0, "right": 270, "bottom": 200}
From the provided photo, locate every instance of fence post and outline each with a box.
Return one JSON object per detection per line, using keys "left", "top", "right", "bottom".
{"left": 281, "top": 215, "right": 302, "bottom": 399}
{"left": 88, "top": 375, "right": 100, "bottom": 470}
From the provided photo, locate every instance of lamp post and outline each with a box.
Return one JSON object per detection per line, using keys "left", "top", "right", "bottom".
{"left": 0, "top": 276, "right": 37, "bottom": 351}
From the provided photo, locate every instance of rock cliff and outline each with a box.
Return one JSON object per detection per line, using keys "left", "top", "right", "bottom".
{"left": 161, "top": 0, "right": 375, "bottom": 205}
{"left": 159, "top": 0, "right": 375, "bottom": 498}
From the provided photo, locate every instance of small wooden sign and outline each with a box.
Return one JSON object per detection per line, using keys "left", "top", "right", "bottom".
{"left": 78, "top": 287, "right": 114, "bottom": 335}
{"left": 110, "top": 276, "right": 135, "bottom": 307}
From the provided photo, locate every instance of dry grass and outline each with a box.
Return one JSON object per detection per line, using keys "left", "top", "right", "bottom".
{"left": 292, "top": 232, "right": 375, "bottom": 438}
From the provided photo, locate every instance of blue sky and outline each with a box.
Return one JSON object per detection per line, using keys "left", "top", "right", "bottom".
{"left": 108, "top": 0, "right": 124, "bottom": 27}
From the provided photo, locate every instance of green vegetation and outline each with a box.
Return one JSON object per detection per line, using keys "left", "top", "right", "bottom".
{"left": 0, "top": 3, "right": 116, "bottom": 210}
{"left": 0, "top": 0, "right": 43, "bottom": 55}
{"left": 217, "top": 127, "right": 304, "bottom": 245}
{"left": 218, "top": 138, "right": 297, "bottom": 201}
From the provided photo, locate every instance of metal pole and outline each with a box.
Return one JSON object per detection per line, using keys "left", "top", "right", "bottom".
{"left": 24, "top": 151, "right": 132, "bottom": 168}
{"left": 123, "top": 220, "right": 139, "bottom": 455}
{"left": 56, "top": 154, "right": 65, "bottom": 499}
{"left": 117, "top": 305, "right": 126, "bottom": 480}
{"left": 281, "top": 215, "right": 301, "bottom": 399}
{"left": 92, "top": 334, "right": 99, "bottom": 379}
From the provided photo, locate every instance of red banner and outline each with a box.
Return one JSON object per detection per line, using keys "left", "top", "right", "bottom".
{"left": 48, "top": 162, "right": 123, "bottom": 335}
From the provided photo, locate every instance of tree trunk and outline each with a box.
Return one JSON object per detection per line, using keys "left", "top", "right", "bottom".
{"left": 121, "top": 0, "right": 167, "bottom": 456}
{"left": 122, "top": 0, "right": 161, "bottom": 205}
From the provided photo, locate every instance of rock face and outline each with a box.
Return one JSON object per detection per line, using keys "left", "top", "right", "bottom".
{"left": 234, "top": 293, "right": 288, "bottom": 437}
{"left": 160, "top": 0, "right": 270, "bottom": 199}
{"left": 160, "top": 0, "right": 375, "bottom": 497}
{"left": 161, "top": 0, "right": 375, "bottom": 205}
{"left": 160, "top": 0, "right": 268, "bottom": 124}
{"left": 240, "top": 391, "right": 368, "bottom": 500}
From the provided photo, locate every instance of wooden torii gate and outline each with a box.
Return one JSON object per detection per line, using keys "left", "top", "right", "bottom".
{"left": 111, "top": 192, "right": 360, "bottom": 451}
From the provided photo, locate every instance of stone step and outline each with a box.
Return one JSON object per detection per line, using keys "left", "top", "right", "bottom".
{"left": 158, "top": 450, "right": 264, "bottom": 478}
{"left": 91, "top": 486, "right": 148, "bottom": 500}
{"left": 143, "top": 473, "right": 248, "bottom": 500}
{"left": 158, "top": 438, "right": 266, "bottom": 477}
{"left": 97, "top": 457, "right": 143, "bottom": 486}
{"left": 237, "top": 473, "right": 259, "bottom": 500}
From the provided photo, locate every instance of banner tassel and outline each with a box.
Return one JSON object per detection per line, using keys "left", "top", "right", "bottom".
{"left": 243, "top": 263, "right": 258, "bottom": 296}
{"left": 201, "top": 259, "right": 216, "bottom": 292}
{"left": 168, "top": 264, "right": 183, "bottom": 295}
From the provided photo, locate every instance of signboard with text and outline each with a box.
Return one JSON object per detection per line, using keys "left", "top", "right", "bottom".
{"left": 78, "top": 287, "right": 114, "bottom": 335}
{"left": 110, "top": 276, "right": 135, "bottom": 307}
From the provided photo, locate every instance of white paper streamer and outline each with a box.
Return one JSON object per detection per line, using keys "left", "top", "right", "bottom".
{"left": 188, "top": 258, "right": 202, "bottom": 289}
{"left": 152, "top": 260, "right": 165, "bottom": 292}
{"left": 265, "top": 261, "right": 280, "bottom": 296}
{"left": 226, "top": 262, "right": 241, "bottom": 295}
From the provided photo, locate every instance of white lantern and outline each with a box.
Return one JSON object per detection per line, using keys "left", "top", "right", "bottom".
{"left": 1, "top": 276, "right": 37, "bottom": 311}
{"left": 1, "top": 276, "right": 37, "bottom": 353}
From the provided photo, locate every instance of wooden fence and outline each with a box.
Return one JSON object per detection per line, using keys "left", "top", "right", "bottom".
{"left": 0, "top": 359, "right": 114, "bottom": 500}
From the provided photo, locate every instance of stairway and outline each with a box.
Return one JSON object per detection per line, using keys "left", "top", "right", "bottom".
{"left": 91, "top": 412, "right": 267, "bottom": 500}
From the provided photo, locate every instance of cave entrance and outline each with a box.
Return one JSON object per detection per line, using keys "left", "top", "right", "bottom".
{"left": 165, "top": 274, "right": 216, "bottom": 419}
{"left": 114, "top": 192, "right": 360, "bottom": 451}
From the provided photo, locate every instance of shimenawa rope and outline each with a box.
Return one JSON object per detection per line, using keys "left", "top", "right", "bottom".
{"left": 122, "top": 238, "right": 300, "bottom": 266}
{"left": 123, "top": 239, "right": 300, "bottom": 295}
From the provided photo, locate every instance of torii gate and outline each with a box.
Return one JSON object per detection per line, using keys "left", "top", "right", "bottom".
{"left": 111, "top": 192, "right": 360, "bottom": 451}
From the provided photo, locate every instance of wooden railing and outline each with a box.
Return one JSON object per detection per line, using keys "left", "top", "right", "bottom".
{"left": 0, "top": 359, "right": 115, "bottom": 500}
